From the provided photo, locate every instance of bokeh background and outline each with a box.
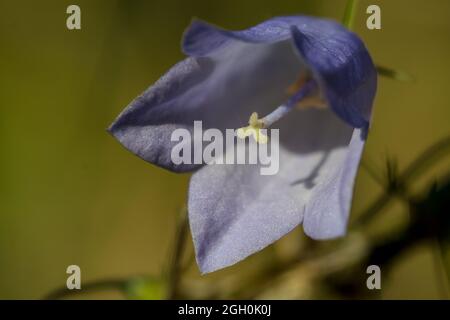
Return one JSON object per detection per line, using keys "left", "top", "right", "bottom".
{"left": 1, "top": 0, "right": 449, "bottom": 299}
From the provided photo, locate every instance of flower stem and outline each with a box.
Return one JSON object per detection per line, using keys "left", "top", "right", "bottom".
{"left": 376, "top": 65, "right": 414, "bottom": 82}
{"left": 398, "top": 135, "right": 450, "bottom": 183}
{"left": 167, "top": 206, "right": 189, "bottom": 299}
{"left": 355, "top": 135, "right": 450, "bottom": 226}
{"left": 361, "top": 158, "right": 385, "bottom": 187}
{"left": 44, "top": 278, "right": 128, "bottom": 300}
{"left": 342, "top": 0, "right": 359, "bottom": 30}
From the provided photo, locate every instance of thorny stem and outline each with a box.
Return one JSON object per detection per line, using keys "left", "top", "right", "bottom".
{"left": 361, "top": 159, "right": 385, "bottom": 187}
{"left": 354, "top": 135, "right": 450, "bottom": 227}
{"left": 43, "top": 135, "right": 449, "bottom": 300}
{"left": 399, "top": 135, "right": 450, "bottom": 183}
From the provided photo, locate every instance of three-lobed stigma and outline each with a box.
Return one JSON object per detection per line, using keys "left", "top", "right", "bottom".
{"left": 236, "top": 112, "right": 269, "bottom": 144}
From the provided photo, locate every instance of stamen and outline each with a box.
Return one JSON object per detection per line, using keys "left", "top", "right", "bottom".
{"left": 262, "top": 79, "right": 317, "bottom": 127}
{"left": 237, "top": 79, "right": 319, "bottom": 144}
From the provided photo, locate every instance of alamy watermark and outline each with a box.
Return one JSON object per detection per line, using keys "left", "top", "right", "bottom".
{"left": 66, "top": 5, "right": 81, "bottom": 30}
{"left": 170, "top": 121, "right": 280, "bottom": 176}
{"left": 66, "top": 265, "right": 81, "bottom": 290}
{"left": 366, "top": 265, "right": 381, "bottom": 290}
{"left": 366, "top": 4, "right": 381, "bottom": 30}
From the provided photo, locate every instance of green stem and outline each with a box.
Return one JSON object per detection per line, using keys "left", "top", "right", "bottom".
{"left": 355, "top": 135, "right": 450, "bottom": 226}
{"left": 342, "top": 0, "right": 359, "bottom": 30}
{"left": 361, "top": 159, "right": 385, "bottom": 187}
{"left": 376, "top": 65, "right": 414, "bottom": 82}
{"left": 44, "top": 278, "right": 128, "bottom": 300}
{"left": 167, "top": 206, "right": 189, "bottom": 299}
{"left": 400, "top": 136, "right": 450, "bottom": 183}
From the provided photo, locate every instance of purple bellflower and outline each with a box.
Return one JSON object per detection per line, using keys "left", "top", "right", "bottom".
{"left": 109, "top": 16, "right": 377, "bottom": 274}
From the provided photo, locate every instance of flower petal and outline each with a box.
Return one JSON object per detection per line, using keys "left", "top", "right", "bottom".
{"left": 188, "top": 159, "right": 303, "bottom": 274}
{"left": 110, "top": 16, "right": 376, "bottom": 172}
{"left": 289, "top": 25, "right": 377, "bottom": 128}
{"left": 303, "top": 127, "right": 366, "bottom": 239}
{"left": 184, "top": 17, "right": 377, "bottom": 128}
{"left": 188, "top": 108, "right": 359, "bottom": 273}
{"left": 109, "top": 40, "right": 304, "bottom": 172}
{"left": 182, "top": 18, "right": 294, "bottom": 56}
{"left": 109, "top": 58, "right": 212, "bottom": 172}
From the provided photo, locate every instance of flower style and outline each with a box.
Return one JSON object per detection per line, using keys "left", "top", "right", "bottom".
{"left": 109, "top": 16, "right": 377, "bottom": 273}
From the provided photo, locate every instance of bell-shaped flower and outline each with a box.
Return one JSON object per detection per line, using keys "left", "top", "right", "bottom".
{"left": 109, "top": 16, "right": 377, "bottom": 273}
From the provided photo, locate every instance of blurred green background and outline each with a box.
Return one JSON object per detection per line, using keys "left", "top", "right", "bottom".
{"left": 0, "top": 0, "right": 449, "bottom": 299}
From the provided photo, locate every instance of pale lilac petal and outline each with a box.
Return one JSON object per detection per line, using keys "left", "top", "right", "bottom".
{"left": 189, "top": 162, "right": 303, "bottom": 274}
{"left": 303, "top": 127, "right": 366, "bottom": 239}
{"left": 109, "top": 40, "right": 304, "bottom": 172}
{"left": 189, "top": 108, "right": 357, "bottom": 273}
